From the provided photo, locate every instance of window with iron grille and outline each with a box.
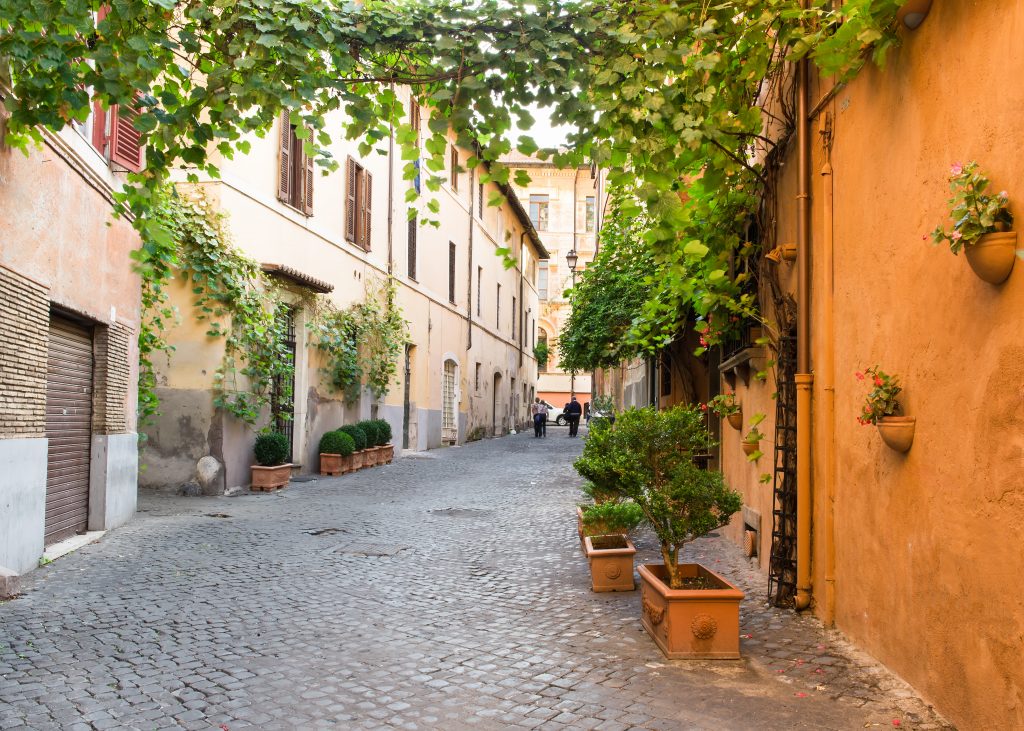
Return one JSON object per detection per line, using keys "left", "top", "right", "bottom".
{"left": 448, "top": 242, "right": 457, "bottom": 304}
{"left": 272, "top": 307, "right": 297, "bottom": 460}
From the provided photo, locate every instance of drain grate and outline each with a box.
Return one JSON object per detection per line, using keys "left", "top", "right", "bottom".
{"left": 306, "top": 527, "right": 346, "bottom": 536}
{"left": 205, "top": 513, "right": 231, "bottom": 519}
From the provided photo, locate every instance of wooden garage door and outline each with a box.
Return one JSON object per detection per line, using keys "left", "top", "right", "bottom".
{"left": 44, "top": 315, "right": 94, "bottom": 545}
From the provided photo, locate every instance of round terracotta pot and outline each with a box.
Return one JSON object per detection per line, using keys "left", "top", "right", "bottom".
{"left": 896, "top": 0, "right": 932, "bottom": 28}
{"left": 876, "top": 416, "right": 916, "bottom": 453}
{"left": 741, "top": 441, "right": 759, "bottom": 457}
{"left": 964, "top": 231, "right": 1017, "bottom": 285}
{"left": 726, "top": 411, "right": 743, "bottom": 431}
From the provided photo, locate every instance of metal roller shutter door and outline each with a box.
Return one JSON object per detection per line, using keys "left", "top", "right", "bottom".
{"left": 44, "top": 315, "right": 94, "bottom": 545}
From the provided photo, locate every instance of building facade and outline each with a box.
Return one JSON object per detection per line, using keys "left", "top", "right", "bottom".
{"left": 140, "top": 90, "right": 546, "bottom": 491}
{"left": 505, "top": 153, "right": 600, "bottom": 411}
{"left": 0, "top": 103, "right": 141, "bottom": 575}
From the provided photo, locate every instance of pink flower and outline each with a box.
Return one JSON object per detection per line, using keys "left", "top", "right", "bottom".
{"left": 951, "top": 231, "right": 962, "bottom": 241}
{"left": 1000, "top": 190, "right": 1008, "bottom": 199}
{"left": 855, "top": 371, "right": 865, "bottom": 380}
{"left": 950, "top": 163, "right": 963, "bottom": 175}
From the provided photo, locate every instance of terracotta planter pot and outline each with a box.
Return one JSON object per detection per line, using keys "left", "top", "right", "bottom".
{"left": 584, "top": 535, "right": 637, "bottom": 592}
{"left": 383, "top": 444, "right": 394, "bottom": 463}
{"left": 726, "top": 411, "right": 743, "bottom": 431}
{"left": 320, "top": 453, "right": 344, "bottom": 476}
{"left": 876, "top": 416, "right": 915, "bottom": 453}
{"left": 638, "top": 563, "right": 743, "bottom": 660}
{"left": 964, "top": 231, "right": 1017, "bottom": 284}
{"left": 741, "top": 441, "right": 759, "bottom": 457}
{"left": 339, "top": 453, "right": 354, "bottom": 473}
{"left": 251, "top": 463, "right": 291, "bottom": 491}
{"left": 351, "top": 450, "right": 364, "bottom": 470}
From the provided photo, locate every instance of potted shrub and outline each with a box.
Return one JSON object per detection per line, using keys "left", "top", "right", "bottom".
{"left": 740, "top": 412, "right": 766, "bottom": 461}
{"left": 580, "top": 501, "right": 643, "bottom": 593}
{"left": 930, "top": 161, "right": 1016, "bottom": 284}
{"left": 706, "top": 392, "right": 742, "bottom": 430}
{"left": 339, "top": 424, "right": 368, "bottom": 470}
{"left": 364, "top": 420, "right": 386, "bottom": 465}
{"left": 576, "top": 406, "right": 743, "bottom": 659}
{"left": 373, "top": 419, "right": 394, "bottom": 463}
{"left": 355, "top": 421, "right": 378, "bottom": 466}
{"left": 319, "top": 430, "right": 355, "bottom": 476}
{"left": 251, "top": 431, "right": 291, "bottom": 491}
{"left": 856, "top": 367, "right": 914, "bottom": 452}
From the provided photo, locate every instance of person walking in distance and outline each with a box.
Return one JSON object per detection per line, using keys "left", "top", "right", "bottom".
{"left": 539, "top": 400, "right": 549, "bottom": 437}
{"left": 530, "top": 398, "right": 544, "bottom": 438}
{"left": 565, "top": 396, "right": 583, "bottom": 437}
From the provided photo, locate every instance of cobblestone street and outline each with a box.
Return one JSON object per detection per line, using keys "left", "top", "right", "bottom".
{"left": 1, "top": 431, "right": 949, "bottom": 731}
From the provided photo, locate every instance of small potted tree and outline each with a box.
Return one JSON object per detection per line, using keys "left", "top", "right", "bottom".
{"left": 340, "top": 424, "right": 368, "bottom": 470}
{"left": 856, "top": 367, "right": 914, "bottom": 452}
{"left": 706, "top": 392, "right": 742, "bottom": 430}
{"left": 930, "top": 161, "right": 1016, "bottom": 284}
{"left": 576, "top": 406, "right": 743, "bottom": 659}
{"left": 319, "top": 430, "right": 355, "bottom": 476}
{"left": 251, "top": 431, "right": 291, "bottom": 491}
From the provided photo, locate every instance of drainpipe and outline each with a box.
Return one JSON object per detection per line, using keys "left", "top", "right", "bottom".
{"left": 386, "top": 83, "right": 395, "bottom": 275}
{"left": 467, "top": 165, "right": 474, "bottom": 351}
{"left": 519, "top": 231, "right": 526, "bottom": 369}
{"left": 819, "top": 112, "right": 837, "bottom": 625}
{"left": 795, "top": 32, "right": 814, "bottom": 612}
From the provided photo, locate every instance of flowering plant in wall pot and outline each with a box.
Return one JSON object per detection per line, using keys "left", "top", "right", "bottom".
{"left": 930, "top": 161, "right": 1017, "bottom": 284}
{"left": 856, "top": 367, "right": 914, "bottom": 452}
{"left": 741, "top": 412, "right": 766, "bottom": 460}
{"left": 706, "top": 392, "right": 743, "bottom": 430}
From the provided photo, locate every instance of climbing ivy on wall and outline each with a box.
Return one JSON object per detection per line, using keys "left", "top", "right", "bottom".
{"left": 0, "top": 0, "right": 906, "bottom": 359}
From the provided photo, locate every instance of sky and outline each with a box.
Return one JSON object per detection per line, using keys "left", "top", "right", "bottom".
{"left": 515, "top": 104, "right": 574, "bottom": 149}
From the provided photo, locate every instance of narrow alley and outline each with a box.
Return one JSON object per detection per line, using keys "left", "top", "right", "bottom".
{"left": 0, "top": 432, "right": 947, "bottom": 731}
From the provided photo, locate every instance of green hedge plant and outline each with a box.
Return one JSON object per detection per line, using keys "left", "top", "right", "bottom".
{"left": 373, "top": 419, "right": 393, "bottom": 445}
{"left": 254, "top": 432, "right": 289, "bottom": 467}
{"left": 319, "top": 430, "right": 355, "bottom": 457}
{"left": 339, "top": 424, "right": 367, "bottom": 452}
{"left": 574, "top": 405, "right": 742, "bottom": 590}
{"left": 357, "top": 420, "right": 380, "bottom": 447}
{"left": 581, "top": 501, "right": 644, "bottom": 536}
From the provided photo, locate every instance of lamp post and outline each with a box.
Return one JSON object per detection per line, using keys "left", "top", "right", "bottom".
{"left": 566, "top": 248, "right": 579, "bottom": 396}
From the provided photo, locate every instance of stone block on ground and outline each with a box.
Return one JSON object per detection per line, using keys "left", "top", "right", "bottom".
{"left": 196, "top": 456, "right": 225, "bottom": 496}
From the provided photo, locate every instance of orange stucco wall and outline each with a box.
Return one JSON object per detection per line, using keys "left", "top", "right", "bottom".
{"left": 724, "top": 4, "right": 1024, "bottom": 728}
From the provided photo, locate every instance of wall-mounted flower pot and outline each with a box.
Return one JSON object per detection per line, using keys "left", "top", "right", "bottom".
{"left": 251, "top": 463, "right": 292, "bottom": 491}
{"left": 320, "top": 453, "right": 344, "bottom": 476}
{"left": 741, "top": 441, "right": 759, "bottom": 457}
{"left": 584, "top": 535, "right": 637, "bottom": 592}
{"left": 964, "top": 231, "right": 1017, "bottom": 284}
{"left": 638, "top": 563, "right": 743, "bottom": 659}
{"left": 726, "top": 411, "right": 743, "bottom": 431}
{"left": 876, "top": 416, "right": 915, "bottom": 453}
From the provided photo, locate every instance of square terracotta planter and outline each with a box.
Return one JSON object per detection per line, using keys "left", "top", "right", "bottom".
{"left": 250, "top": 463, "right": 292, "bottom": 491}
{"left": 638, "top": 563, "right": 744, "bottom": 659}
{"left": 351, "top": 450, "right": 364, "bottom": 470}
{"left": 320, "top": 453, "right": 344, "bottom": 476}
{"left": 584, "top": 535, "right": 637, "bottom": 592}
{"left": 382, "top": 444, "right": 394, "bottom": 463}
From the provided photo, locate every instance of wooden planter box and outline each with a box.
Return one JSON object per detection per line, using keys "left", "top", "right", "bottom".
{"left": 251, "top": 463, "right": 291, "bottom": 491}
{"left": 638, "top": 563, "right": 744, "bottom": 659}
{"left": 584, "top": 535, "right": 637, "bottom": 592}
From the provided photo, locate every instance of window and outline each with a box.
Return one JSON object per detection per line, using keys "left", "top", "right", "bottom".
{"left": 496, "top": 283, "right": 501, "bottom": 328}
{"left": 278, "top": 113, "right": 314, "bottom": 215}
{"left": 585, "top": 196, "right": 596, "bottom": 233}
{"left": 512, "top": 296, "right": 517, "bottom": 339}
{"left": 475, "top": 363, "right": 481, "bottom": 392}
{"left": 409, "top": 96, "right": 421, "bottom": 139}
{"left": 538, "top": 264, "right": 549, "bottom": 300}
{"left": 532, "top": 320, "right": 536, "bottom": 348}
{"left": 529, "top": 194, "right": 549, "bottom": 231}
{"left": 407, "top": 216, "right": 417, "bottom": 280}
{"left": 345, "top": 157, "right": 372, "bottom": 248}
{"left": 450, "top": 145, "right": 459, "bottom": 191}
{"left": 91, "top": 99, "right": 144, "bottom": 173}
{"left": 477, "top": 180, "right": 484, "bottom": 218}
{"left": 448, "top": 242, "right": 457, "bottom": 304}
{"left": 476, "top": 267, "right": 482, "bottom": 316}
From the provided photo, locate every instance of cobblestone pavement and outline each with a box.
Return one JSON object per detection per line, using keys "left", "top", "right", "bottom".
{"left": 1, "top": 429, "right": 950, "bottom": 731}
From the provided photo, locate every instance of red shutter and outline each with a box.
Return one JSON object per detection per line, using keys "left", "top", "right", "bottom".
{"left": 362, "top": 171, "right": 372, "bottom": 250}
{"left": 345, "top": 157, "right": 357, "bottom": 243}
{"left": 278, "top": 111, "right": 291, "bottom": 203}
{"left": 91, "top": 100, "right": 108, "bottom": 155}
{"left": 109, "top": 99, "right": 142, "bottom": 172}
{"left": 303, "top": 131, "right": 314, "bottom": 216}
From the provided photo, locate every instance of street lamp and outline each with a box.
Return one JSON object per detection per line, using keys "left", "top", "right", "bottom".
{"left": 566, "top": 249, "right": 579, "bottom": 397}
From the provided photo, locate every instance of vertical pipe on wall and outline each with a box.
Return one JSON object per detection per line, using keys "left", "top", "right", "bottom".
{"left": 795, "top": 38, "right": 814, "bottom": 612}
{"left": 467, "top": 165, "right": 474, "bottom": 351}
{"left": 819, "top": 113, "right": 837, "bottom": 626}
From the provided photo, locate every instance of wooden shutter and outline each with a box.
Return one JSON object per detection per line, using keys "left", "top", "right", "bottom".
{"left": 91, "top": 100, "right": 108, "bottom": 155}
{"left": 303, "top": 134, "right": 314, "bottom": 216}
{"left": 407, "top": 218, "right": 417, "bottom": 280}
{"left": 109, "top": 99, "right": 142, "bottom": 172}
{"left": 450, "top": 146, "right": 458, "bottom": 191}
{"left": 278, "top": 111, "right": 292, "bottom": 203}
{"left": 448, "top": 243, "right": 456, "bottom": 303}
{"left": 362, "top": 171, "right": 372, "bottom": 250}
{"left": 345, "top": 157, "right": 357, "bottom": 243}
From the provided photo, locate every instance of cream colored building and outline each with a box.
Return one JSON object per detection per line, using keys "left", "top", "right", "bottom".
{"left": 505, "top": 153, "right": 600, "bottom": 411}
{"left": 141, "top": 91, "right": 546, "bottom": 491}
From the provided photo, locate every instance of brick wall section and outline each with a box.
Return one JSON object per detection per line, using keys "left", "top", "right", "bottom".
{"left": 93, "top": 321, "right": 133, "bottom": 434}
{"left": 0, "top": 265, "right": 49, "bottom": 438}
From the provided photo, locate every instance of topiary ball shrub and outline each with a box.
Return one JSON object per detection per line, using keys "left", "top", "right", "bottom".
{"left": 357, "top": 420, "right": 380, "bottom": 447}
{"left": 339, "top": 424, "right": 367, "bottom": 451}
{"left": 254, "top": 432, "right": 289, "bottom": 466}
{"left": 319, "top": 430, "right": 354, "bottom": 457}
{"left": 373, "top": 419, "right": 392, "bottom": 445}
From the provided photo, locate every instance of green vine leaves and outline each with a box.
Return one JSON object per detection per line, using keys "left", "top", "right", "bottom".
{"left": 1, "top": 0, "right": 905, "bottom": 362}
